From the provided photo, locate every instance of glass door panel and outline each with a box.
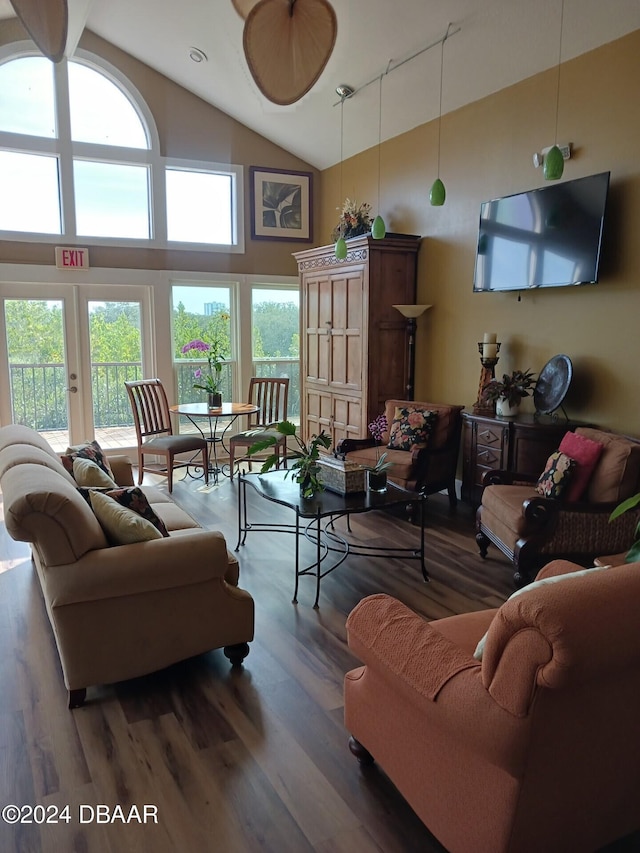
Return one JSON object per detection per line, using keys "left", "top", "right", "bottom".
{"left": 3, "top": 298, "right": 71, "bottom": 451}
{"left": 0, "top": 284, "right": 152, "bottom": 453}
{"left": 87, "top": 300, "right": 143, "bottom": 450}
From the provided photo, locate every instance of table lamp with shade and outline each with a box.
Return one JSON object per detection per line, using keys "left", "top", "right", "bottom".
{"left": 393, "top": 304, "right": 432, "bottom": 400}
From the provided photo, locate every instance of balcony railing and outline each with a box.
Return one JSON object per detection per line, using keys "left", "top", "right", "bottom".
{"left": 10, "top": 362, "right": 142, "bottom": 431}
{"left": 10, "top": 358, "right": 300, "bottom": 434}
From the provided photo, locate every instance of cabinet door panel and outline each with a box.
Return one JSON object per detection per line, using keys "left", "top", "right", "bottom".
{"left": 330, "top": 272, "right": 363, "bottom": 391}
{"left": 304, "top": 387, "right": 332, "bottom": 438}
{"left": 332, "top": 394, "right": 362, "bottom": 445}
{"left": 304, "top": 276, "right": 330, "bottom": 385}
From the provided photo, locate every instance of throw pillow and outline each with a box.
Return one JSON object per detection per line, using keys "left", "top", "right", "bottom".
{"left": 61, "top": 439, "right": 114, "bottom": 479}
{"left": 535, "top": 450, "right": 576, "bottom": 499}
{"left": 387, "top": 407, "right": 438, "bottom": 452}
{"left": 89, "top": 490, "right": 164, "bottom": 545}
{"left": 72, "top": 457, "right": 118, "bottom": 489}
{"left": 473, "top": 564, "right": 613, "bottom": 661}
{"left": 105, "top": 487, "right": 169, "bottom": 537}
{"left": 558, "top": 431, "right": 604, "bottom": 502}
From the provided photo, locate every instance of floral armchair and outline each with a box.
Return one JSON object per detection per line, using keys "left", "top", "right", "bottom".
{"left": 336, "top": 400, "right": 464, "bottom": 504}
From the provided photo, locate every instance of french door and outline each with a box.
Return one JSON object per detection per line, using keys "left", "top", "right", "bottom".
{"left": 0, "top": 283, "right": 153, "bottom": 452}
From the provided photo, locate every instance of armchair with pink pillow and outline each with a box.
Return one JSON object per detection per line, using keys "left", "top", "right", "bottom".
{"left": 476, "top": 427, "right": 640, "bottom": 586}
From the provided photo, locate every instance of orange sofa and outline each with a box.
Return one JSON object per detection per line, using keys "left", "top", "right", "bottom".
{"left": 344, "top": 559, "right": 640, "bottom": 853}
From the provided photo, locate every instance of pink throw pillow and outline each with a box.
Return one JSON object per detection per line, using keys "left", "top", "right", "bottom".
{"left": 558, "top": 431, "right": 604, "bottom": 502}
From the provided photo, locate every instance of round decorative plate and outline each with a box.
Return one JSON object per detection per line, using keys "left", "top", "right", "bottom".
{"left": 534, "top": 354, "right": 573, "bottom": 414}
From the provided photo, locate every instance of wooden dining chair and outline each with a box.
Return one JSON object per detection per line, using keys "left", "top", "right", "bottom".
{"left": 228, "top": 377, "right": 289, "bottom": 479}
{"left": 125, "top": 378, "right": 208, "bottom": 492}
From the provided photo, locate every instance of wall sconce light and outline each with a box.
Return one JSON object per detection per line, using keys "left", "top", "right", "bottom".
{"left": 393, "top": 304, "right": 432, "bottom": 399}
{"left": 533, "top": 144, "right": 571, "bottom": 170}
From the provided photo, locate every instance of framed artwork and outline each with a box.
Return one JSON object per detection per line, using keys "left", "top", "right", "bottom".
{"left": 249, "top": 166, "right": 313, "bottom": 242}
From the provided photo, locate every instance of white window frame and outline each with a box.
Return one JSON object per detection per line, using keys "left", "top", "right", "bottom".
{"left": 0, "top": 43, "right": 244, "bottom": 253}
{"left": 169, "top": 273, "right": 299, "bottom": 401}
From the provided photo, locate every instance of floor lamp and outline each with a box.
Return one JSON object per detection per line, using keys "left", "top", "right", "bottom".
{"left": 393, "top": 304, "right": 431, "bottom": 400}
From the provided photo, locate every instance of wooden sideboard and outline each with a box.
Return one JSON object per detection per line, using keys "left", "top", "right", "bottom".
{"left": 461, "top": 411, "right": 587, "bottom": 506}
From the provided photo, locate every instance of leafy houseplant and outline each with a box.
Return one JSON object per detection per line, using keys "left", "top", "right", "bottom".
{"left": 247, "top": 420, "right": 331, "bottom": 498}
{"left": 610, "top": 492, "right": 640, "bottom": 562}
{"left": 482, "top": 369, "right": 537, "bottom": 408}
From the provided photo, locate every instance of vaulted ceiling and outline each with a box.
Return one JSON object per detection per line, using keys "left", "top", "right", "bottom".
{"left": 1, "top": 0, "right": 639, "bottom": 170}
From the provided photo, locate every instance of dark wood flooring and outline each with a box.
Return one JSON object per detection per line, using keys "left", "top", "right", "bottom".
{"left": 1, "top": 472, "right": 638, "bottom": 853}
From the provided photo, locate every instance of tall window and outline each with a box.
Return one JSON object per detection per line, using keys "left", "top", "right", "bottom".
{"left": 0, "top": 47, "right": 243, "bottom": 251}
{"left": 252, "top": 286, "right": 300, "bottom": 418}
{"left": 172, "top": 284, "right": 234, "bottom": 403}
{"left": 170, "top": 279, "right": 299, "bottom": 415}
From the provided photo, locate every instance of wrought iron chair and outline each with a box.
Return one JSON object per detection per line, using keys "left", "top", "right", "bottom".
{"left": 228, "top": 377, "right": 289, "bottom": 479}
{"left": 125, "top": 378, "right": 208, "bottom": 492}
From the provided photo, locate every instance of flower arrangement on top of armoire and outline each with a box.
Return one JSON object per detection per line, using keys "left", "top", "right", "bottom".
{"left": 331, "top": 198, "right": 374, "bottom": 241}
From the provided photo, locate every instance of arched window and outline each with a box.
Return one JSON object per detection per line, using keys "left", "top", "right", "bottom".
{"left": 0, "top": 46, "right": 243, "bottom": 251}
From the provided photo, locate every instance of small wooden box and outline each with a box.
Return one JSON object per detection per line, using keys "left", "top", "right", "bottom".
{"left": 318, "top": 454, "right": 366, "bottom": 495}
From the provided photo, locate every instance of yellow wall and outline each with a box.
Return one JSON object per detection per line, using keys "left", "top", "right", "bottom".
{"left": 320, "top": 30, "right": 640, "bottom": 434}
{"left": 0, "top": 23, "right": 318, "bottom": 278}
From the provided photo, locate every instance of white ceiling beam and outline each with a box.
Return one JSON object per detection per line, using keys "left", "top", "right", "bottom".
{"left": 65, "top": 0, "right": 94, "bottom": 57}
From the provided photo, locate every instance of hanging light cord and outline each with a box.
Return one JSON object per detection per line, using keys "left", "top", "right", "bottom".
{"left": 377, "top": 73, "right": 383, "bottom": 212}
{"left": 436, "top": 23, "right": 453, "bottom": 179}
{"left": 436, "top": 40, "right": 444, "bottom": 177}
{"left": 553, "top": 0, "right": 565, "bottom": 141}
{"left": 339, "top": 94, "right": 345, "bottom": 203}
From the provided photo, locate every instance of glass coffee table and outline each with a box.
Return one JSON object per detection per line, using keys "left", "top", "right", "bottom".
{"left": 236, "top": 470, "right": 428, "bottom": 607}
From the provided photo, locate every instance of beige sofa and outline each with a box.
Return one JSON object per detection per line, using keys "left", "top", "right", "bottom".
{"left": 0, "top": 424, "right": 254, "bottom": 709}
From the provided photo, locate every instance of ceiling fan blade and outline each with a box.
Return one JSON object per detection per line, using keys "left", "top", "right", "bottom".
{"left": 243, "top": 0, "right": 337, "bottom": 106}
{"left": 231, "top": 0, "right": 261, "bottom": 19}
{"left": 9, "top": 0, "right": 68, "bottom": 62}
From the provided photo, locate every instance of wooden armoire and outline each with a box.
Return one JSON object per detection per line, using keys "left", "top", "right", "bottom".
{"left": 294, "top": 233, "right": 421, "bottom": 446}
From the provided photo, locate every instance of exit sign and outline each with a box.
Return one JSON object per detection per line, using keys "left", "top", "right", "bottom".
{"left": 55, "top": 247, "right": 90, "bottom": 269}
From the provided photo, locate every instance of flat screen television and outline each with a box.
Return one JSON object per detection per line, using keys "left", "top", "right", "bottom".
{"left": 473, "top": 171, "right": 610, "bottom": 292}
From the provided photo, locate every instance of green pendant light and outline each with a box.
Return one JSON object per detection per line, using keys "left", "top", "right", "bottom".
{"left": 371, "top": 215, "right": 386, "bottom": 239}
{"left": 545, "top": 0, "right": 565, "bottom": 181}
{"left": 544, "top": 145, "right": 564, "bottom": 180}
{"left": 335, "top": 236, "right": 348, "bottom": 259}
{"left": 372, "top": 74, "right": 386, "bottom": 238}
{"left": 429, "top": 178, "right": 446, "bottom": 206}
{"left": 430, "top": 25, "right": 450, "bottom": 206}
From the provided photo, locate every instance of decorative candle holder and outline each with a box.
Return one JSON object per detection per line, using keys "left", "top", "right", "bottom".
{"left": 473, "top": 341, "right": 501, "bottom": 415}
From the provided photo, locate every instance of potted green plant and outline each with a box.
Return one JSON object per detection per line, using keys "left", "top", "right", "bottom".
{"left": 610, "top": 492, "right": 640, "bottom": 562}
{"left": 482, "top": 369, "right": 536, "bottom": 417}
{"left": 247, "top": 420, "right": 331, "bottom": 498}
{"left": 363, "top": 413, "right": 394, "bottom": 491}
